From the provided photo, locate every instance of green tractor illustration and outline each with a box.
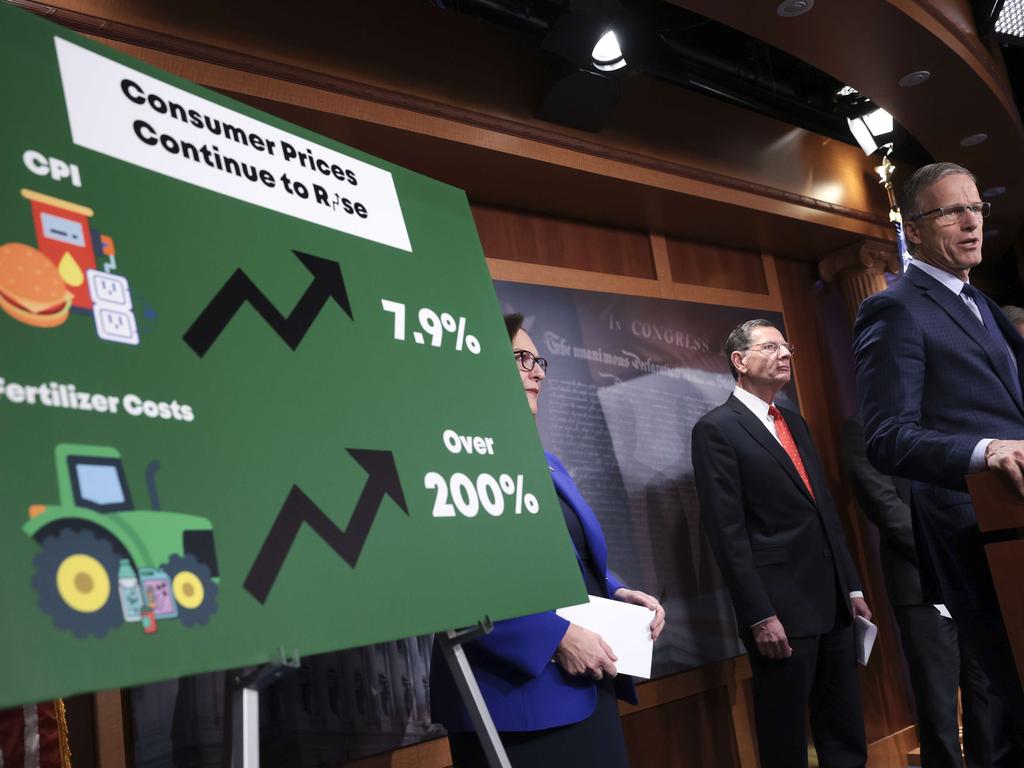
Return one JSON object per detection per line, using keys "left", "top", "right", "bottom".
{"left": 23, "top": 444, "right": 219, "bottom": 638}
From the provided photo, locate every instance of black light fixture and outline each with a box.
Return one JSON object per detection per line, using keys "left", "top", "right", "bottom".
{"left": 847, "top": 107, "right": 894, "bottom": 155}
{"left": 835, "top": 85, "right": 895, "bottom": 155}
{"left": 538, "top": 13, "right": 636, "bottom": 132}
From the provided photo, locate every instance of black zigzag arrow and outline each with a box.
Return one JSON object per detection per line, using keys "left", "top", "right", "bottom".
{"left": 243, "top": 449, "right": 409, "bottom": 604}
{"left": 183, "top": 250, "right": 352, "bottom": 357}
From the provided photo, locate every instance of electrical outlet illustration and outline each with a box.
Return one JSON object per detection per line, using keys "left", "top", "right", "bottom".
{"left": 87, "top": 270, "right": 132, "bottom": 309}
{"left": 86, "top": 266, "right": 139, "bottom": 346}
{"left": 94, "top": 306, "right": 139, "bottom": 345}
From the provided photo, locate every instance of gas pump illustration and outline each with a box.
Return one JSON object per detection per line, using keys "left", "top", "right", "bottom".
{"left": 0, "top": 189, "right": 140, "bottom": 344}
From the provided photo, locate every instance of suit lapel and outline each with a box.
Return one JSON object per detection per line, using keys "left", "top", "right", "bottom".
{"left": 727, "top": 395, "right": 815, "bottom": 505}
{"left": 907, "top": 266, "right": 1024, "bottom": 413}
{"left": 981, "top": 292, "right": 1024, "bottom": 413}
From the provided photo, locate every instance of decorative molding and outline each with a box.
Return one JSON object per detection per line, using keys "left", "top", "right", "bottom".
{"left": 819, "top": 239, "right": 900, "bottom": 326}
{"left": 818, "top": 239, "right": 900, "bottom": 284}
{"left": 486, "top": 258, "right": 783, "bottom": 311}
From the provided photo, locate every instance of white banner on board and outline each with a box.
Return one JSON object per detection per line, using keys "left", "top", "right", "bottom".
{"left": 54, "top": 37, "right": 411, "bottom": 252}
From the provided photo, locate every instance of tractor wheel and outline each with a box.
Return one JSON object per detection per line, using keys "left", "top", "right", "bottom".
{"left": 162, "top": 553, "right": 218, "bottom": 627}
{"left": 32, "top": 528, "right": 124, "bottom": 638}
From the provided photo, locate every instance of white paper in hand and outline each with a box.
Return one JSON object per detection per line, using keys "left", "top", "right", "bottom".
{"left": 556, "top": 596, "right": 655, "bottom": 678}
{"left": 855, "top": 616, "right": 878, "bottom": 666}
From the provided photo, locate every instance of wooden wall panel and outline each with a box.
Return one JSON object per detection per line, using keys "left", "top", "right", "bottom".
{"left": 621, "top": 685, "right": 740, "bottom": 768}
{"left": 346, "top": 737, "right": 452, "bottom": 768}
{"left": 94, "top": 690, "right": 129, "bottom": 768}
{"left": 666, "top": 239, "right": 769, "bottom": 295}
{"left": 471, "top": 205, "right": 655, "bottom": 279}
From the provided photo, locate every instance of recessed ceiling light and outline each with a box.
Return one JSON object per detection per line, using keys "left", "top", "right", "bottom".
{"left": 983, "top": 186, "right": 1007, "bottom": 198}
{"left": 960, "top": 133, "right": 988, "bottom": 146}
{"left": 777, "top": 0, "right": 813, "bottom": 18}
{"left": 984, "top": 229, "right": 1000, "bottom": 238}
{"left": 898, "top": 70, "right": 931, "bottom": 87}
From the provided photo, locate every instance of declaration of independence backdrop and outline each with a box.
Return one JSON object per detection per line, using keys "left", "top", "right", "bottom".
{"left": 0, "top": 2, "right": 585, "bottom": 709}
{"left": 494, "top": 280, "right": 799, "bottom": 676}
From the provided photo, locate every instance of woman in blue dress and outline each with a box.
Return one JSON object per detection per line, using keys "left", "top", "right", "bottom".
{"left": 430, "top": 314, "right": 665, "bottom": 767}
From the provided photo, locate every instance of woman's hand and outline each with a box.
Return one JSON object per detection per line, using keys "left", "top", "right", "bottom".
{"left": 555, "top": 624, "right": 618, "bottom": 679}
{"left": 613, "top": 588, "right": 666, "bottom": 641}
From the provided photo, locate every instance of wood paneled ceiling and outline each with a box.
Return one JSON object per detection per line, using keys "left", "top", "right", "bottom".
{"left": 670, "top": 0, "right": 1024, "bottom": 290}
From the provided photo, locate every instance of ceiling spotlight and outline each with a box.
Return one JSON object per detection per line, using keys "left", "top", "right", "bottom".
{"left": 539, "top": 15, "right": 631, "bottom": 132}
{"left": 863, "top": 108, "right": 893, "bottom": 136}
{"left": 994, "top": 0, "right": 1024, "bottom": 43}
{"left": 983, "top": 186, "right": 1007, "bottom": 198}
{"left": 847, "top": 107, "right": 893, "bottom": 155}
{"left": 898, "top": 70, "right": 930, "bottom": 87}
{"left": 960, "top": 133, "right": 988, "bottom": 147}
{"left": 777, "top": 0, "right": 814, "bottom": 17}
{"left": 592, "top": 31, "right": 626, "bottom": 72}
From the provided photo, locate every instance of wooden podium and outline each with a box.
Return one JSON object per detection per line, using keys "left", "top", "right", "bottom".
{"left": 966, "top": 472, "right": 1024, "bottom": 687}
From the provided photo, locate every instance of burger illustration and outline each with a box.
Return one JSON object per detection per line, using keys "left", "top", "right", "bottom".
{"left": 0, "top": 242, "right": 73, "bottom": 328}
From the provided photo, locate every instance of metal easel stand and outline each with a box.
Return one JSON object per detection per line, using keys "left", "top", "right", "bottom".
{"left": 435, "top": 618, "right": 512, "bottom": 768}
{"left": 229, "top": 646, "right": 301, "bottom": 768}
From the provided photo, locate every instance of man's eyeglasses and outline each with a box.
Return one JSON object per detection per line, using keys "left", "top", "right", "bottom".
{"left": 908, "top": 202, "right": 991, "bottom": 226}
{"left": 742, "top": 342, "right": 795, "bottom": 357}
{"left": 514, "top": 349, "right": 548, "bottom": 372}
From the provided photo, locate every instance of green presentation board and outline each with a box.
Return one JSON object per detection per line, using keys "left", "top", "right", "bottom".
{"left": 0, "top": 3, "right": 585, "bottom": 709}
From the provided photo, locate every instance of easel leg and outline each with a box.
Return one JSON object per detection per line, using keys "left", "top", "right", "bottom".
{"left": 230, "top": 686, "right": 260, "bottom": 768}
{"left": 226, "top": 648, "right": 300, "bottom": 768}
{"left": 436, "top": 627, "right": 512, "bottom": 768}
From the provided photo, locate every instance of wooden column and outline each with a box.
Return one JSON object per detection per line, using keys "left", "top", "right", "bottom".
{"left": 818, "top": 240, "right": 900, "bottom": 325}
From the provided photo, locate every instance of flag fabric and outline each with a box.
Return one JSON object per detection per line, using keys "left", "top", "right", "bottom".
{"left": 890, "top": 211, "right": 911, "bottom": 273}
{"left": 0, "top": 700, "right": 71, "bottom": 768}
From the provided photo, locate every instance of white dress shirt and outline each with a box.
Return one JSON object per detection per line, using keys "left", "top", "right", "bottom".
{"left": 732, "top": 386, "right": 780, "bottom": 444}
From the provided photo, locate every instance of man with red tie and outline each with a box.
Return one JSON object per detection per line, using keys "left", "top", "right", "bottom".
{"left": 692, "top": 319, "right": 871, "bottom": 768}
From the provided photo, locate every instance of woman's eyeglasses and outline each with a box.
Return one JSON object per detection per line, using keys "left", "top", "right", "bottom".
{"left": 514, "top": 349, "right": 548, "bottom": 372}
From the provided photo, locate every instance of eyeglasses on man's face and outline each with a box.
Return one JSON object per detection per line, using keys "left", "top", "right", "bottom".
{"left": 909, "top": 202, "right": 991, "bottom": 226}
{"left": 743, "top": 342, "right": 795, "bottom": 357}
{"left": 514, "top": 349, "right": 548, "bottom": 373}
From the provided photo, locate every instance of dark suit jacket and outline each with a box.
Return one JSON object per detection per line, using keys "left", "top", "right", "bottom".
{"left": 692, "top": 395, "right": 862, "bottom": 638}
{"left": 853, "top": 264, "right": 1024, "bottom": 608}
{"left": 841, "top": 418, "right": 922, "bottom": 606}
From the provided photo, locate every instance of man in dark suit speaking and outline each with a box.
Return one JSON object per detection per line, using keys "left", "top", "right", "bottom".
{"left": 853, "top": 162, "right": 1024, "bottom": 761}
{"left": 693, "top": 319, "right": 870, "bottom": 768}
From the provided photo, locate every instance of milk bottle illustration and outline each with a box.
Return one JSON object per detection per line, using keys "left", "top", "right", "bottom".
{"left": 117, "top": 558, "right": 143, "bottom": 622}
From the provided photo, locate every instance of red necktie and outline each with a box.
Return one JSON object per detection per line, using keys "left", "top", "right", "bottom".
{"left": 768, "top": 404, "right": 815, "bottom": 500}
